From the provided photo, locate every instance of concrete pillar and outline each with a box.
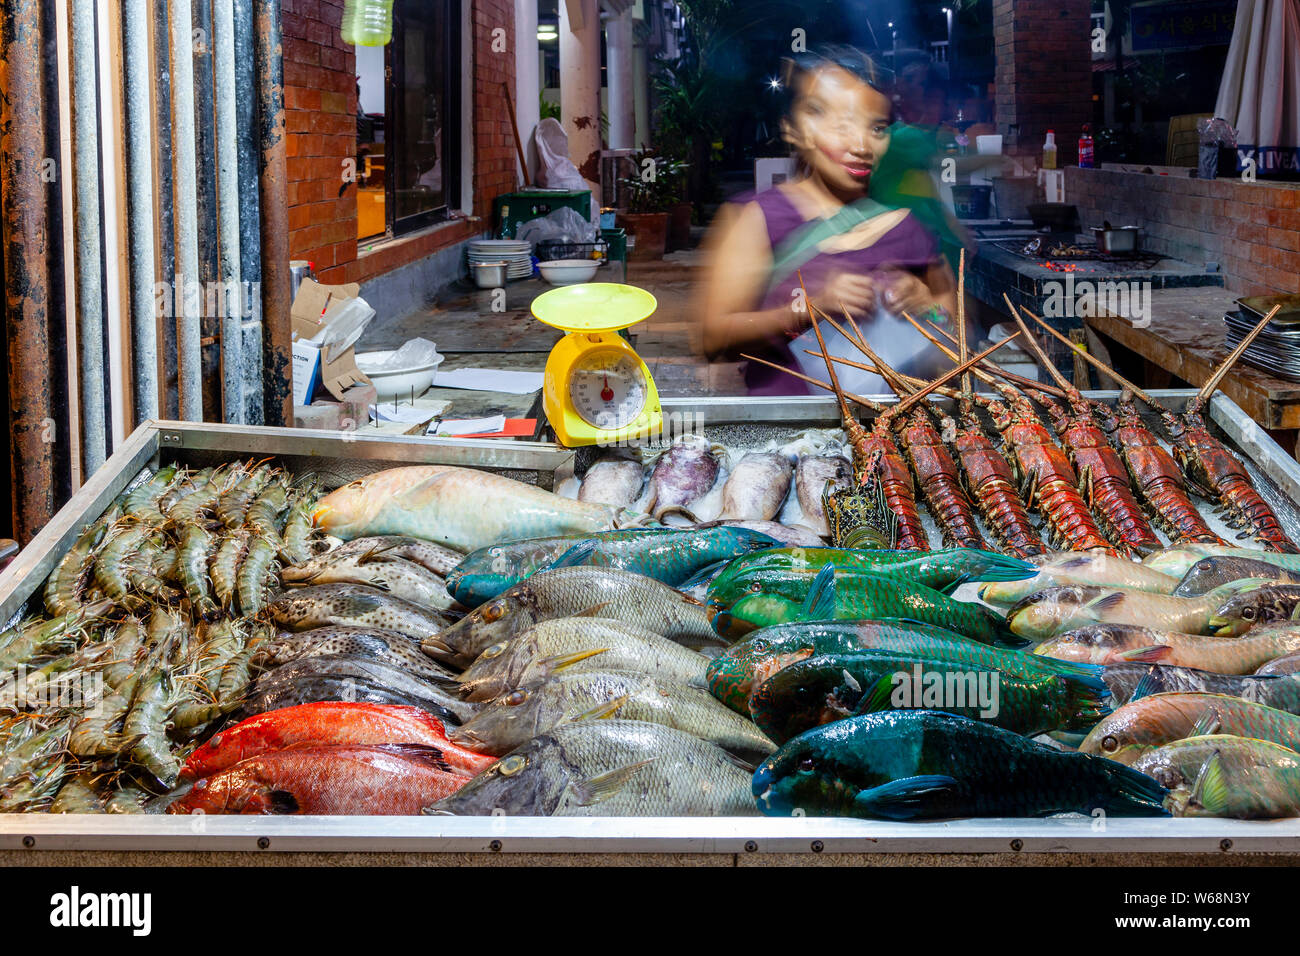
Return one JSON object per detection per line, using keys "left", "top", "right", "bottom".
{"left": 632, "top": 18, "right": 650, "bottom": 149}
{"left": 514, "top": 0, "right": 541, "bottom": 182}
{"left": 993, "top": 0, "right": 1092, "bottom": 162}
{"left": 605, "top": 7, "right": 635, "bottom": 149}
{"left": 559, "top": 0, "right": 602, "bottom": 191}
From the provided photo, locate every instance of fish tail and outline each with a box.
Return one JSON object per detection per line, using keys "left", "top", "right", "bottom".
{"left": 1060, "top": 671, "right": 1114, "bottom": 731}
{"left": 965, "top": 550, "right": 1039, "bottom": 583}
{"left": 1098, "top": 760, "right": 1172, "bottom": 817}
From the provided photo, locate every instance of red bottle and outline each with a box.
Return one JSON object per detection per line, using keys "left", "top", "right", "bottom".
{"left": 1078, "top": 125, "right": 1095, "bottom": 169}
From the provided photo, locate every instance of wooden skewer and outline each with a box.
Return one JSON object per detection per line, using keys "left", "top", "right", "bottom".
{"left": 740, "top": 353, "right": 884, "bottom": 411}
{"left": 799, "top": 272, "right": 859, "bottom": 427}
{"left": 874, "top": 334, "right": 1022, "bottom": 417}
{"left": 1002, "top": 293, "right": 1075, "bottom": 393}
{"left": 958, "top": 248, "right": 970, "bottom": 397}
{"left": 1197, "top": 304, "right": 1282, "bottom": 402}
{"left": 1020, "top": 306, "right": 1165, "bottom": 409}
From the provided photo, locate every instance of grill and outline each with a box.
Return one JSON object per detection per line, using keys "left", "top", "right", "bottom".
{"left": 991, "top": 238, "right": 1165, "bottom": 271}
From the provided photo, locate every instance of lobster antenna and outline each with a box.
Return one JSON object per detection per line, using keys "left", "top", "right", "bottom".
{"left": 830, "top": 303, "right": 909, "bottom": 399}
{"left": 902, "top": 310, "right": 1069, "bottom": 399}
{"left": 958, "top": 249, "right": 971, "bottom": 396}
{"left": 1002, "top": 293, "right": 1074, "bottom": 393}
{"left": 1020, "top": 306, "right": 1166, "bottom": 410}
{"left": 740, "top": 353, "right": 884, "bottom": 411}
{"left": 886, "top": 334, "right": 1020, "bottom": 416}
{"left": 803, "top": 349, "right": 964, "bottom": 402}
{"left": 798, "top": 271, "right": 857, "bottom": 426}
{"left": 900, "top": 310, "right": 1007, "bottom": 393}
{"left": 1197, "top": 304, "right": 1281, "bottom": 403}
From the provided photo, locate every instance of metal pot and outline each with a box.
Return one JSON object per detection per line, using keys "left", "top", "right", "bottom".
{"left": 473, "top": 261, "right": 508, "bottom": 288}
{"left": 1093, "top": 226, "right": 1141, "bottom": 253}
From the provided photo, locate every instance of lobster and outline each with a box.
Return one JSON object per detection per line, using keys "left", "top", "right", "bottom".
{"left": 1028, "top": 308, "right": 1296, "bottom": 553}
{"left": 1003, "top": 300, "right": 1162, "bottom": 557}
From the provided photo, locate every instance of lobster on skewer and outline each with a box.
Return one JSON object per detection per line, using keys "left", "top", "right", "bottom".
{"left": 1026, "top": 308, "right": 1293, "bottom": 551}
{"left": 1001, "top": 296, "right": 1162, "bottom": 557}
{"left": 897, "top": 313, "right": 1119, "bottom": 556}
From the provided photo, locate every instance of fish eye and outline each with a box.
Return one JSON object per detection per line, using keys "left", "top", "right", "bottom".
{"left": 481, "top": 642, "right": 507, "bottom": 660}
{"left": 749, "top": 582, "right": 762, "bottom": 592}
{"left": 489, "top": 547, "right": 501, "bottom": 557}
{"left": 505, "top": 690, "right": 529, "bottom": 706}
{"left": 794, "top": 685, "right": 815, "bottom": 701}
{"left": 798, "top": 757, "right": 815, "bottom": 773}
{"left": 1242, "top": 607, "right": 1256, "bottom": 620}
{"left": 752, "top": 639, "right": 768, "bottom": 652}
{"left": 481, "top": 601, "right": 506, "bottom": 622}
{"left": 1102, "top": 735, "right": 1119, "bottom": 754}
{"left": 1060, "top": 635, "right": 1074, "bottom": 643}
{"left": 499, "top": 755, "right": 527, "bottom": 776}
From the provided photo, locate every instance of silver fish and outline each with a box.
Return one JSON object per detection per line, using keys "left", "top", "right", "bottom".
{"left": 646, "top": 435, "right": 724, "bottom": 522}
{"left": 1131, "top": 736, "right": 1300, "bottom": 818}
{"left": 578, "top": 459, "right": 645, "bottom": 507}
{"left": 284, "top": 535, "right": 464, "bottom": 580}
{"left": 285, "top": 555, "right": 458, "bottom": 610}
{"left": 257, "top": 625, "right": 460, "bottom": 684}
{"left": 719, "top": 453, "right": 793, "bottom": 521}
{"left": 426, "top": 567, "right": 721, "bottom": 665}
{"left": 981, "top": 552, "right": 1178, "bottom": 607}
{"left": 269, "top": 584, "right": 453, "bottom": 640}
{"left": 429, "top": 719, "right": 757, "bottom": 817}
{"left": 794, "top": 454, "right": 851, "bottom": 537}
{"left": 457, "top": 617, "right": 709, "bottom": 702}
{"left": 1258, "top": 653, "right": 1300, "bottom": 676}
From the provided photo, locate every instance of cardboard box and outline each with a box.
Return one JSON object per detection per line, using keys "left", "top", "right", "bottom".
{"left": 291, "top": 278, "right": 372, "bottom": 401}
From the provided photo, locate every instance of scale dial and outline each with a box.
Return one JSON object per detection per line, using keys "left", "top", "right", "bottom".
{"left": 568, "top": 349, "right": 649, "bottom": 430}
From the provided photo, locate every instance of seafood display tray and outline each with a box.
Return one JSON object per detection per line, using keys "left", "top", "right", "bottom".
{"left": 3, "top": 400, "right": 1300, "bottom": 855}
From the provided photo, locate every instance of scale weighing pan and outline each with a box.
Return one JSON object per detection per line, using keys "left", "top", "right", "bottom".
{"left": 532, "top": 283, "right": 658, "bottom": 333}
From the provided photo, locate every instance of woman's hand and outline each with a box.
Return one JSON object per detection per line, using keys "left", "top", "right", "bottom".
{"left": 812, "top": 272, "right": 880, "bottom": 320}
{"left": 878, "top": 268, "right": 939, "bottom": 317}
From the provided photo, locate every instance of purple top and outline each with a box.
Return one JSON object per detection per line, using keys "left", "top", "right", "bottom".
{"left": 738, "top": 187, "right": 940, "bottom": 395}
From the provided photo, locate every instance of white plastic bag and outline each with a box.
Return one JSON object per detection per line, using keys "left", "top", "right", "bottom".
{"left": 516, "top": 206, "right": 598, "bottom": 248}
{"left": 534, "top": 118, "right": 590, "bottom": 192}
{"left": 365, "top": 337, "right": 442, "bottom": 373}
{"left": 315, "top": 297, "right": 376, "bottom": 363}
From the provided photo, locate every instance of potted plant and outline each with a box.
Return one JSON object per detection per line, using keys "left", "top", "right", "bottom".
{"left": 616, "top": 151, "right": 687, "bottom": 260}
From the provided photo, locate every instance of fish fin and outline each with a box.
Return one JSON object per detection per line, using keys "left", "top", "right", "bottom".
{"left": 1117, "top": 644, "right": 1174, "bottom": 664}
{"left": 1187, "top": 750, "right": 1229, "bottom": 815}
{"left": 970, "top": 552, "right": 1040, "bottom": 582}
{"left": 368, "top": 743, "right": 457, "bottom": 774}
{"left": 541, "top": 540, "right": 600, "bottom": 571}
{"left": 938, "top": 575, "right": 970, "bottom": 597}
{"left": 854, "top": 675, "right": 896, "bottom": 715}
{"left": 266, "top": 790, "right": 300, "bottom": 814}
{"left": 1127, "top": 666, "right": 1166, "bottom": 702}
{"left": 571, "top": 759, "right": 657, "bottom": 806}
{"left": 544, "top": 647, "right": 609, "bottom": 672}
{"left": 572, "top": 603, "right": 613, "bottom": 619}
{"left": 1083, "top": 591, "right": 1127, "bottom": 616}
{"left": 720, "top": 750, "right": 758, "bottom": 773}
{"left": 799, "top": 564, "right": 837, "bottom": 619}
{"left": 679, "top": 560, "right": 729, "bottom": 594}
{"left": 852, "top": 775, "right": 960, "bottom": 820}
{"left": 570, "top": 693, "right": 632, "bottom": 723}
{"left": 1060, "top": 671, "right": 1113, "bottom": 730}
{"left": 1191, "top": 710, "right": 1222, "bottom": 738}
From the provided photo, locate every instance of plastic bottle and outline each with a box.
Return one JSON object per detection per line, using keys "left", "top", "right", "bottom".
{"left": 1042, "top": 129, "right": 1058, "bottom": 170}
{"left": 1078, "top": 125, "right": 1095, "bottom": 169}
{"left": 341, "top": 0, "right": 394, "bottom": 47}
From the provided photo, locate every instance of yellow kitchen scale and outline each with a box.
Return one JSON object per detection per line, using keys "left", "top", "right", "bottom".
{"left": 531, "top": 283, "right": 661, "bottom": 447}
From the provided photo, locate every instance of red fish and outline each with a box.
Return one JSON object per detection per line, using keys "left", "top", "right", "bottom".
{"left": 167, "top": 744, "right": 471, "bottom": 815}
{"left": 179, "top": 702, "right": 494, "bottom": 782}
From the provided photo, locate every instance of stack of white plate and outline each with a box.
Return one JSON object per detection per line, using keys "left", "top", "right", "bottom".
{"left": 468, "top": 239, "right": 532, "bottom": 280}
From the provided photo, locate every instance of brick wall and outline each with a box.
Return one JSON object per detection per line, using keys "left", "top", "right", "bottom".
{"left": 1065, "top": 167, "right": 1300, "bottom": 296}
{"left": 993, "top": 0, "right": 1092, "bottom": 162}
{"left": 283, "top": 0, "right": 518, "bottom": 287}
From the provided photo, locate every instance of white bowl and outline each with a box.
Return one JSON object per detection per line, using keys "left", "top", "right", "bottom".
{"left": 538, "top": 258, "right": 598, "bottom": 286}
{"left": 355, "top": 348, "right": 445, "bottom": 401}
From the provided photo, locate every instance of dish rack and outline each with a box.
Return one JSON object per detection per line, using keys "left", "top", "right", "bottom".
{"left": 534, "top": 238, "right": 610, "bottom": 263}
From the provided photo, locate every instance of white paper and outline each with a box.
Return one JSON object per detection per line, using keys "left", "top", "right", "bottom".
{"left": 368, "top": 402, "right": 442, "bottom": 426}
{"left": 432, "top": 415, "right": 507, "bottom": 436}
{"left": 292, "top": 341, "right": 321, "bottom": 406}
{"left": 431, "top": 368, "right": 544, "bottom": 394}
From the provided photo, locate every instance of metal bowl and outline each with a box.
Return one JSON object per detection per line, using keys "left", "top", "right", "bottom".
{"left": 1093, "top": 226, "right": 1141, "bottom": 253}
{"left": 472, "top": 261, "right": 509, "bottom": 288}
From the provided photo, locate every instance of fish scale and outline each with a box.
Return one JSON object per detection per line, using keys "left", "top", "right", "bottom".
{"left": 1100, "top": 662, "right": 1300, "bottom": 713}
{"left": 269, "top": 583, "right": 452, "bottom": 639}
{"left": 1035, "top": 622, "right": 1300, "bottom": 674}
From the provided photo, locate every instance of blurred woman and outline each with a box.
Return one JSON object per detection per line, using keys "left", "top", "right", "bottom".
{"left": 695, "top": 46, "right": 958, "bottom": 396}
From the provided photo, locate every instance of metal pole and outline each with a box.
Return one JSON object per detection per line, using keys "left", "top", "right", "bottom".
{"left": 70, "top": 0, "right": 107, "bottom": 473}
{"left": 124, "top": 0, "right": 159, "bottom": 425}
{"left": 256, "top": 0, "right": 291, "bottom": 427}
{"left": 233, "top": 0, "right": 263, "bottom": 425}
{"left": 171, "top": 0, "right": 202, "bottom": 420}
{"left": 212, "top": 0, "right": 242, "bottom": 423}
{"left": 0, "top": 0, "right": 57, "bottom": 541}
{"left": 154, "top": 0, "right": 178, "bottom": 420}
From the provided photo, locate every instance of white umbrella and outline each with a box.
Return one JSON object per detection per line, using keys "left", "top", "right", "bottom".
{"left": 1215, "top": 0, "right": 1300, "bottom": 174}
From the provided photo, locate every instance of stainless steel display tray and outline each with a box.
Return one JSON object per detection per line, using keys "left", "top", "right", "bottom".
{"left": 2, "top": 393, "right": 1300, "bottom": 855}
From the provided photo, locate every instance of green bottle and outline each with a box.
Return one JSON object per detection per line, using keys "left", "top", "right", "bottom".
{"left": 341, "top": 0, "right": 394, "bottom": 46}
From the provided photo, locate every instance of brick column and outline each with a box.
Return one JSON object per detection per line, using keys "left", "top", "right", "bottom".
{"left": 993, "top": 0, "right": 1092, "bottom": 163}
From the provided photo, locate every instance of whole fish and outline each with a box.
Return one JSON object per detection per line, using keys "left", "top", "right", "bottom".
{"left": 694, "top": 519, "right": 825, "bottom": 548}
{"left": 1080, "top": 692, "right": 1300, "bottom": 764}
{"left": 284, "top": 536, "right": 463, "bottom": 580}
{"left": 450, "top": 670, "right": 775, "bottom": 761}
{"left": 1035, "top": 622, "right": 1300, "bottom": 674}
{"left": 1145, "top": 545, "right": 1300, "bottom": 580}
{"left": 645, "top": 435, "right": 724, "bottom": 522}
{"left": 708, "top": 620, "right": 1096, "bottom": 715}
{"left": 1258, "top": 653, "right": 1300, "bottom": 676}
{"left": 313, "top": 465, "right": 636, "bottom": 553}
{"left": 427, "top": 567, "right": 720, "bottom": 666}
{"left": 1209, "top": 585, "right": 1300, "bottom": 635}
{"left": 794, "top": 454, "right": 851, "bottom": 537}
{"left": 430, "top": 719, "right": 757, "bottom": 817}
{"left": 179, "top": 702, "right": 494, "bottom": 782}
{"left": 1131, "top": 735, "right": 1300, "bottom": 818}
{"left": 268, "top": 584, "right": 452, "bottom": 640}
{"left": 712, "top": 566, "right": 1021, "bottom": 647}
{"left": 446, "top": 527, "right": 778, "bottom": 607}
{"left": 706, "top": 548, "right": 1035, "bottom": 612}
{"left": 749, "top": 650, "right": 1110, "bottom": 743}
{"left": 1101, "top": 663, "right": 1300, "bottom": 713}
{"left": 238, "top": 654, "right": 479, "bottom": 725}
{"left": 457, "top": 617, "right": 708, "bottom": 702}
{"left": 1006, "top": 583, "right": 1254, "bottom": 640}
{"left": 1173, "top": 555, "right": 1300, "bottom": 597}
{"left": 256, "top": 626, "right": 459, "bottom": 684}
{"left": 286, "top": 555, "right": 458, "bottom": 610}
{"left": 167, "top": 743, "right": 469, "bottom": 814}
{"left": 980, "top": 552, "right": 1178, "bottom": 607}
{"left": 753, "top": 711, "right": 1168, "bottom": 819}
{"left": 718, "top": 452, "right": 793, "bottom": 522}
{"left": 578, "top": 458, "right": 645, "bottom": 507}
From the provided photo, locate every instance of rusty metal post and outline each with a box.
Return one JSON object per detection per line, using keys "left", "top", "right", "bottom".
{"left": 256, "top": 0, "right": 291, "bottom": 427}
{"left": 0, "top": 0, "right": 57, "bottom": 540}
